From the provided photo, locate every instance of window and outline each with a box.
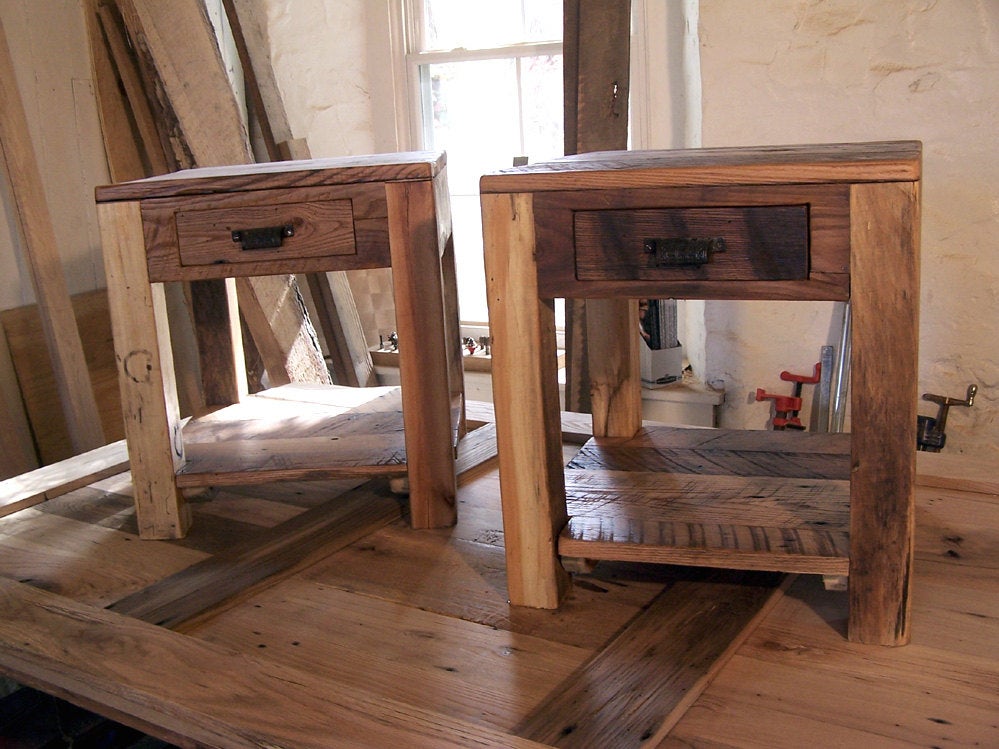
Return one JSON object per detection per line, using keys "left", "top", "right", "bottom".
{"left": 398, "top": 0, "right": 564, "bottom": 324}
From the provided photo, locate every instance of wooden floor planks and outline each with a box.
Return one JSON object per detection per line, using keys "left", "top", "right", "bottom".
{"left": 0, "top": 399, "right": 995, "bottom": 747}
{"left": 514, "top": 569, "right": 787, "bottom": 747}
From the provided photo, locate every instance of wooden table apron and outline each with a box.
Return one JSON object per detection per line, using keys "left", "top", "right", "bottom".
{"left": 480, "top": 143, "right": 921, "bottom": 646}
{"left": 95, "top": 153, "right": 464, "bottom": 540}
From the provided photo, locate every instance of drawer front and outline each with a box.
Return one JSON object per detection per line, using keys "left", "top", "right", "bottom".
{"left": 176, "top": 198, "right": 356, "bottom": 267}
{"left": 142, "top": 183, "right": 391, "bottom": 281}
{"left": 574, "top": 205, "right": 809, "bottom": 282}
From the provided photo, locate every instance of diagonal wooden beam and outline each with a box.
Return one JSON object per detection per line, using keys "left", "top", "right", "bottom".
{"left": 0, "top": 18, "right": 105, "bottom": 455}
{"left": 113, "top": 0, "right": 330, "bottom": 393}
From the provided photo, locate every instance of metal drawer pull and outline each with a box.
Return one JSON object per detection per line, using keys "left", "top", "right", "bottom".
{"left": 231, "top": 223, "right": 295, "bottom": 250}
{"left": 644, "top": 236, "right": 726, "bottom": 267}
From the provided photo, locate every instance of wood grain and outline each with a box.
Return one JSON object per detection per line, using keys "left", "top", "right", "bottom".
{"left": 0, "top": 18, "right": 105, "bottom": 454}
{"left": 0, "top": 578, "right": 550, "bottom": 749}
{"left": 0, "top": 440, "right": 129, "bottom": 519}
{"left": 480, "top": 141, "right": 922, "bottom": 194}
{"left": 98, "top": 200, "right": 190, "bottom": 539}
{"left": 96, "top": 151, "right": 445, "bottom": 203}
{"left": 0, "top": 289, "right": 123, "bottom": 464}
{"left": 516, "top": 570, "right": 786, "bottom": 747}
{"left": 569, "top": 426, "right": 851, "bottom": 479}
{"left": 481, "top": 192, "right": 571, "bottom": 607}
{"left": 386, "top": 178, "right": 459, "bottom": 528}
{"left": 533, "top": 184, "right": 851, "bottom": 300}
{"left": 848, "top": 180, "right": 920, "bottom": 645}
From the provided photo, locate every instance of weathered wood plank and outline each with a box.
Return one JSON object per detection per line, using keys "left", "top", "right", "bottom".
{"left": 0, "top": 507, "right": 207, "bottom": 607}
{"left": 569, "top": 427, "right": 851, "bottom": 479}
{"left": 561, "top": 470, "right": 850, "bottom": 574}
{"left": 106, "top": 480, "right": 399, "bottom": 629}
{"left": 191, "top": 578, "right": 589, "bottom": 733}
{"left": 479, "top": 142, "right": 923, "bottom": 194}
{"left": 668, "top": 571, "right": 998, "bottom": 748}
{"left": 516, "top": 570, "right": 786, "bottom": 747}
{"left": 115, "top": 0, "right": 329, "bottom": 392}
{"left": 1, "top": 289, "right": 123, "bottom": 464}
{"left": 848, "top": 180, "right": 920, "bottom": 646}
{"left": 0, "top": 18, "right": 105, "bottom": 454}
{"left": 177, "top": 434, "right": 409, "bottom": 486}
{"left": 0, "top": 440, "right": 129, "bottom": 519}
{"left": 386, "top": 178, "right": 459, "bottom": 528}
{"left": 99, "top": 200, "right": 190, "bottom": 539}
{"left": 481, "top": 191, "right": 571, "bottom": 607}
{"left": 0, "top": 578, "right": 551, "bottom": 749}
{"left": 564, "top": 471, "right": 850, "bottom": 526}
{"left": 0, "top": 328, "right": 38, "bottom": 478}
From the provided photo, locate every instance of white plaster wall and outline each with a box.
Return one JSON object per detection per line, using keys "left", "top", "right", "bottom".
{"left": 0, "top": 0, "right": 109, "bottom": 311}
{"left": 262, "top": 0, "right": 391, "bottom": 157}
{"left": 697, "top": 0, "right": 998, "bottom": 457}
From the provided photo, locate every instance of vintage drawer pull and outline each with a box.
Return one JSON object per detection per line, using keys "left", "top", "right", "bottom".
{"left": 231, "top": 223, "right": 295, "bottom": 251}
{"left": 644, "top": 236, "right": 726, "bottom": 267}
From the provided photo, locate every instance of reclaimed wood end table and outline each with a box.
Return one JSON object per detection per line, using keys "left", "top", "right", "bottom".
{"left": 480, "top": 141, "right": 920, "bottom": 645}
{"left": 96, "top": 152, "right": 464, "bottom": 540}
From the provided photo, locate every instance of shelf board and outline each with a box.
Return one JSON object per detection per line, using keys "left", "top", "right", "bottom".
{"left": 559, "top": 426, "right": 851, "bottom": 575}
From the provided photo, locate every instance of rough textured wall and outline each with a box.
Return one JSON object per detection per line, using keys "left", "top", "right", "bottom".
{"left": 263, "top": 0, "right": 380, "bottom": 157}
{"left": 699, "top": 0, "right": 998, "bottom": 457}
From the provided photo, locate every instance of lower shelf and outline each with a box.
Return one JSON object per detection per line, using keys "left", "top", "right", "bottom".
{"left": 176, "top": 383, "right": 410, "bottom": 487}
{"left": 558, "top": 426, "right": 852, "bottom": 575}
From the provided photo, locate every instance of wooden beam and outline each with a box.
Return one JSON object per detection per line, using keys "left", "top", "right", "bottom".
{"left": 0, "top": 17, "right": 106, "bottom": 455}
{"left": 221, "top": 0, "right": 376, "bottom": 388}
{"left": 114, "top": 0, "right": 329, "bottom": 392}
{"left": 0, "top": 440, "right": 129, "bottom": 519}
{"left": 0, "top": 329, "right": 37, "bottom": 478}
{"left": 562, "top": 0, "right": 633, "bottom": 414}
{"left": 515, "top": 570, "right": 787, "bottom": 747}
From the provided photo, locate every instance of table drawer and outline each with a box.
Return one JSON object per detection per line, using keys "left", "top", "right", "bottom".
{"left": 176, "top": 198, "right": 356, "bottom": 267}
{"left": 141, "top": 183, "right": 391, "bottom": 281}
{"left": 573, "top": 205, "right": 809, "bottom": 282}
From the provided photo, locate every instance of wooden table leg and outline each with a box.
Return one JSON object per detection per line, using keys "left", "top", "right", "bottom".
{"left": 586, "top": 298, "right": 642, "bottom": 438}
{"left": 482, "top": 193, "right": 571, "bottom": 608}
{"left": 98, "top": 201, "right": 190, "bottom": 539}
{"left": 847, "top": 181, "right": 920, "bottom": 645}
{"left": 386, "top": 179, "right": 458, "bottom": 529}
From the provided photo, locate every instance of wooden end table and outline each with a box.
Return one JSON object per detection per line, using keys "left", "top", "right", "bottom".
{"left": 480, "top": 142, "right": 920, "bottom": 645}
{"left": 96, "top": 152, "right": 464, "bottom": 539}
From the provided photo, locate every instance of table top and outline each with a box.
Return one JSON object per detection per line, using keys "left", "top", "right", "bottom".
{"left": 479, "top": 141, "right": 921, "bottom": 194}
{"left": 96, "top": 151, "right": 446, "bottom": 203}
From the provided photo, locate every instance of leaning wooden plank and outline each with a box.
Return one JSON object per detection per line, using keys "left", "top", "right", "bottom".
{"left": 0, "top": 329, "right": 37, "bottom": 478}
{"left": 306, "top": 271, "right": 378, "bottom": 388}
{"left": 514, "top": 570, "right": 787, "bottom": 748}
{"left": 0, "top": 578, "right": 550, "bottom": 748}
{"left": 1, "top": 289, "right": 123, "bottom": 464}
{"left": 82, "top": 0, "right": 147, "bottom": 182}
{"left": 220, "top": 0, "right": 377, "bottom": 388}
{"left": 0, "top": 18, "right": 105, "bottom": 454}
{"left": 0, "top": 440, "right": 129, "bottom": 520}
{"left": 117, "top": 0, "right": 329, "bottom": 390}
